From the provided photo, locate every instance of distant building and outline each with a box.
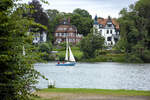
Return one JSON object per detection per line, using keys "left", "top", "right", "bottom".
{"left": 54, "top": 18, "right": 83, "bottom": 44}
{"left": 32, "top": 31, "right": 47, "bottom": 44}
{"left": 93, "top": 15, "right": 120, "bottom": 47}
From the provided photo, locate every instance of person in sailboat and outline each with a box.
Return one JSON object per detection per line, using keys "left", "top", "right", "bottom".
{"left": 56, "top": 37, "right": 76, "bottom": 66}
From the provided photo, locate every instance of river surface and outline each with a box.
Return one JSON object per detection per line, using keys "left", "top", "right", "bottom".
{"left": 34, "top": 62, "right": 150, "bottom": 90}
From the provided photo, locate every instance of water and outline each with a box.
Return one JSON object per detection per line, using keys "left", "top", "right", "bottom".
{"left": 34, "top": 62, "right": 150, "bottom": 90}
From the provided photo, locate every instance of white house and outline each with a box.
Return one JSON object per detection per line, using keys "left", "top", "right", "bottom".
{"left": 93, "top": 15, "right": 120, "bottom": 47}
{"left": 33, "top": 31, "right": 47, "bottom": 44}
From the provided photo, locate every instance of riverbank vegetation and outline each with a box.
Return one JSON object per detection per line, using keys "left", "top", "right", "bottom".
{"left": 38, "top": 0, "right": 150, "bottom": 63}
{"left": 116, "top": 0, "right": 150, "bottom": 63}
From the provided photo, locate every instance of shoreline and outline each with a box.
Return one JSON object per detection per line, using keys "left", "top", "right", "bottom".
{"left": 33, "top": 88, "right": 150, "bottom": 100}
{"left": 37, "top": 88, "right": 150, "bottom": 96}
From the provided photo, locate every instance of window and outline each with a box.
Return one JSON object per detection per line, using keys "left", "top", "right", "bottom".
{"left": 56, "top": 33, "right": 59, "bottom": 36}
{"left": 64, "top": 28, "right": 67, "bottom": 30}
{"left": 107, "top": 37, "right": 112, "bottom": 41}
{"left": 58, "top": 28, "right": 63, "bottom": 30}
{"left": 69, "top": 28, "right": 73, "bottom": 30}
{"left": 107, "top": 30, "right": 109, "bottom": 34}
{"left": 108, "top": 24, "right": 112, "bottom": 27}
{"left": 110, "top": 30, "right": 112, "bottom": 34}
{"left": 100, "top": 30, "right": 102, "bottom": 34}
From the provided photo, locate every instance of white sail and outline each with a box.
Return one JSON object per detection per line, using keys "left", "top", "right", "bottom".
{"left": 23, "top": 46, "right": 26, "bottom": 56}
{"left": 65, "top": 38, "right": 68, "bottom": 61}
{"left": 69, "top": 46, "right": 76, "bottom": 62}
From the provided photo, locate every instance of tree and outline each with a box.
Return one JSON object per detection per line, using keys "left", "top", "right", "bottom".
{"left": 46, "top": 9, "right": 59, "bottom": 21}
{"left": 70, "top": 14, "right": 93, "bottom": 36}
{"left": 117, "top": 0, "right": 150, "bottom": 63}
{"left": 80, "top": 30, "right": 104, "bottom": 58}
{"left": 0, "top": 0, "right": 46, "bottom": 99}
{"left": 71, "top": 9, "right": 93, "bottom": 36}
{"left": 46, "top": 9, "right": 61, "bottom": 43}
{"left": 39, "top": 42, "right": 52, "bottom": 53}
{"left": 45, "top": 9, "right": 93, "bottom": 38}
{"left": 28, "top": 0, "right": 49, "bottom": 41}
{"left": 73, "top": 8, "right": 92, "bottom": 18}
{"left": 28, "top": 0, "right": 49, "bottom": 27}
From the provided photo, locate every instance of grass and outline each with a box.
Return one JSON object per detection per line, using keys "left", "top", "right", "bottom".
{"left": 32, "top": 88, "right": 150, "bottom": 100}
{"left": 56, "top": 47, "right": 83, "bottom": 61}
{"left": 38, "top": 88, "right": 150, "bottom": 96}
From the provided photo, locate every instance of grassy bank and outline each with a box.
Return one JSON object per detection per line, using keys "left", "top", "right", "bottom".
{"left": 38, "top": 88, "right": 150, "bottom": 96}
{"left": 53, "top": 46, "right": 126, "bottom": 62}
{"left": 32, "top": 88, "right": 150, "bottom": 100}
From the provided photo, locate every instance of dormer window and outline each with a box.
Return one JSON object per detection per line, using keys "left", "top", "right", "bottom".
{"left": 108, "top": 24, "right": 112, "bottom": 27}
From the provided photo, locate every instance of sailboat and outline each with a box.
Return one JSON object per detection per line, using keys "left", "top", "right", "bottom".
{"left": 56, "top": 38, "right": 76, "bottom": 66}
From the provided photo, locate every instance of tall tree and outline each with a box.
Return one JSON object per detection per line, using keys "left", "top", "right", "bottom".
{"left": 80, "top": 29, "right": 104, "bottom": 58}
{"left": 73, "top": 8, "right": 92, "bottom": 18}
{"left": 117, "top": 0, "right": 150, "bottom": 62}
{"left": 0, "top": 0, "right": 46, "bottom": 99}
{"left": 70, "top": 14, "right": 93, "bottom": 36}
{"left": 28, "top": 0, "right": 48, "bottom": 27}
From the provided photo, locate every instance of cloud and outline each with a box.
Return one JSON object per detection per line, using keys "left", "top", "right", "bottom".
{"left": 19, "top": 0, "right": 139, "bottom": 18}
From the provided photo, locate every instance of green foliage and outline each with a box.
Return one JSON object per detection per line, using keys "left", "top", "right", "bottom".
{"left": 46, "top": 9, "right": 60, "bottom": 43}
{"left": 56, "top": 47, "right": 83, "bottom": 61}
{"left": 38, "top": 42, "right": 53, "bottom": 61}
{"left": 117, "top": 0, "right": 150, "bottom": 63}
{"left": 80, "top": 32, "right": 104, "bottom": 58}
{"left": 38, "top": 42, "right": 52, "bottom": 53}
{"left": 0, "top": 0, "right": 47, "bottom": 99}
{"left": 70, "top": 13, "right": 93, "bottom": 36}
{"left": 46, "top": 8, "right": 93, "bottom": 37}
{"left": 73, "top": 8, "right": 92, "bottom": 18}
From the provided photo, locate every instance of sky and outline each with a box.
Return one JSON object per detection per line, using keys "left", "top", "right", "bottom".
{"left": 20, "top": 0, "right": 139, "bottom": 18}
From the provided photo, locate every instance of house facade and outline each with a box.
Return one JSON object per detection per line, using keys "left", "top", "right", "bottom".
{"left": 32, "top": 31, "right": 47, "bottom": 44}
{"left": 54, "top": 18, "right": 82, "bottom": 44}
{"left": 93, "top": 15, "right": 120, "bottom": 47}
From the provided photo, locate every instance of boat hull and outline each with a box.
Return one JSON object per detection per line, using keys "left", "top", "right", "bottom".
{"left": 56, "top": 62, "right": 76, "bottom": 66}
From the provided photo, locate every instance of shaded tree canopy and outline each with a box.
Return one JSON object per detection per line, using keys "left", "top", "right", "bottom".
{"left": 73, "top": 8, "right": 92, "bottom": 18}
{"left": 117, "top": 0, "right": 150, "bottom": 63}
{"left": 28, "top": 0, "right": 49, "bottom": 30}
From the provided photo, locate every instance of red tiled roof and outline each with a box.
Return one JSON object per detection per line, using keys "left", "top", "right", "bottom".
{"left": 97, "top": 18, "right": 119, "bottom": 29}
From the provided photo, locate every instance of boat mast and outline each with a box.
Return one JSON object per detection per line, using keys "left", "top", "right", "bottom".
{"left": 65, "top": 37, "right": 69, "bottom": 61}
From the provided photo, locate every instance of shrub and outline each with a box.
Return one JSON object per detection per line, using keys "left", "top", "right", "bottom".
{"left": 38, "top": 42, "right": 52, "bottom": 53}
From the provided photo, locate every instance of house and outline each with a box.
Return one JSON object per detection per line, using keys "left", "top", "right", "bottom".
{"left": 93, "top": 15, "right": 120, "bottom": 47}
{"left": 54, "top": 18, "right": 83, "bottom": 44}
{"left": 32, "top": 31, "right": 47, "bottom": 44}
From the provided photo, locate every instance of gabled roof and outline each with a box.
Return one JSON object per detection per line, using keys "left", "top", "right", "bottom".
{"left": 97, "top": 18, "right": 119, "bottom": 30}
{"left": 55, "top": 24, "right": 77, "bottom": 33}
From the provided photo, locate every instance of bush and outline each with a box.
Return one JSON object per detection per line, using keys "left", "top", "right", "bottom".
{"left": 38, "top": 42, "right": 52, "bottom": 53}
{"left": 127, "top": 54, "right": 143, "bottom": 63}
